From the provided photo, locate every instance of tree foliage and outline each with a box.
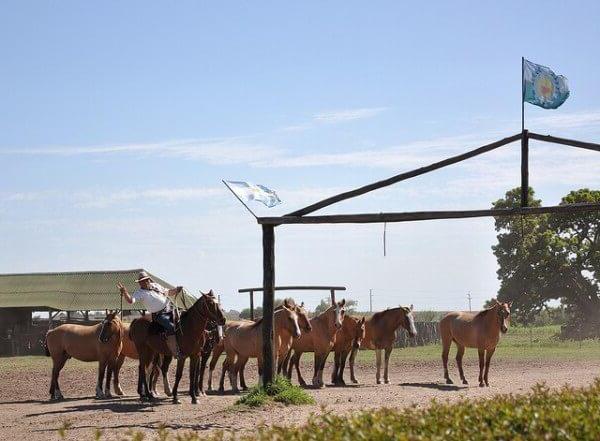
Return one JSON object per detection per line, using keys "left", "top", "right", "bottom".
{"left": 492, "top": 187, "right": 600, "bottom": 335}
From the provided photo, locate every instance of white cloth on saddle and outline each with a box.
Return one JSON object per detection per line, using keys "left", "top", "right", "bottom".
{"left": 131, "top": 282, "right": 171, "bottom": 313}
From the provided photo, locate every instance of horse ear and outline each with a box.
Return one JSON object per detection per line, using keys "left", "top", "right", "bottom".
{"left": 360, "top": 317, "right": 366, "bottom": 324}
{"left": 340, "top": 298, "right": 346, "bottom": 307}
{"left": 410, "top": 304, "right": 414, "bottom": 311}
{"left": 283, "top": 299, "right": 291, "bottom": 309}
{"left": 300, "top": 302, "right": 304, "bottom": 308}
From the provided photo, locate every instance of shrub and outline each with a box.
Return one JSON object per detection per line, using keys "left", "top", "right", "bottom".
{"left": 237, "top": 376, "right": 314, "bottom": 407}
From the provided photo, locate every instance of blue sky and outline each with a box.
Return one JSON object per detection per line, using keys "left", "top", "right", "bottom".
{"left": 1, "top": 1, "right": 599, "bottom": 312}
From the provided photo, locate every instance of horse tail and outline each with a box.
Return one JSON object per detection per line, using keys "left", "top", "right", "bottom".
{"left": 43, "top": 333, "right": 50, "bottom": 356}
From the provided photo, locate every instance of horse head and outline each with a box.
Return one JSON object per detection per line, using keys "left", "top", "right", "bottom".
{"left": 198, "top": 290, "right": 226, "bottom": 326}
{"left": 294, "top": 301, "right": 312, "bottom": 333}
{"left": 334, "top": 299, "right": 346, "bottom": 330}
{"left": 400, "top": 304, "right": 417, "bottom": 338}
{"left": 353, "top": 316, "right": 366, "bottom": 349}
{"left": 495, "top": 300, "right": 512, "bottom": 334}
{"left": 99, "top": 311, "right": 121, "bottom": 344}
{"left": 279, "top": 299, "right": 301, "bottom": 338}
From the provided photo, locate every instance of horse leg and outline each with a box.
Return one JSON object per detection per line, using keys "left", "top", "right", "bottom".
{"left": 104, "top": 358, "right": 114, "bottom": 398}
{"left": 49, "top": 353, "right": 68, "bottom": 401}
{"left": 478, "top": 348, "right": 485, "bottom": 387}
{"left": 96, "top": 360, "right": 107, "bottom": 399}
{"left": 383, "top": 347, "right": 393, "bottom": 384}
{"left": 197, "top": 353, "right": 209, "bottom": 396}
{"left": 189, "top": 355, "right": 199, "bottom": 404}
{"left": 484, "top": 348, "right": 495, "bottom": 387}
{"left": 293, "top": 352, "right": 306, "bottom": 387}
{"left": 113, "top": 353, "right": 126, "bottom": 396}
{"left": 456, "top": 344, "right": 467, "bottom": 385}
{"left": 375, "top": 349, "right": 382, "bottom": 384}
{"left": 349, "top": 347, "right": 359, "bottom": 384}
{"left": 280, "top": 349, "right": 292, "bottom": 379}
{"left": 171, "top": 357, "right": 186, "bottom": 404}
{"left": 218, "top": 357, "right": 230, "bottom": 393}
{"left": 232, "top": 357, "right": 246, "bottom": 393}
{"left": 331, "top": 351, "right": 341, "bottom": 384}
{"left": 239, "top": 358, "right": 248, "bottom": 391}
{"left": 162, "top": 355, "right": 173, "bottom": 397}
{"left": 442, "top": 337, "right": 453, "bottom": 384}
{"left": 338, "top": 350, "right": 350, "bottom": 385}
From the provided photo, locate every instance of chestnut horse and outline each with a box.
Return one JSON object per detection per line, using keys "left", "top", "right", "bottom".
{"left": 331, "top": 315, "right": 365, "bottom": 385}
{"left": 286, "top": 299, "right": 346, "bottom": 388}
{"left": 349, "top": 305, "right": 417, "bottom": 384}
{"left": 219, "top": 300, "right": 301, "bottom": 393}
{"left": 45, "top": 312, "right": 123, "bottom": 401}
{"left": 130, "top": 291, "right": 225, "bottom": 404}
{"left": 440, "top": 300, "right": 512, "bottom": 387}
{"left": 113, "top": 321, "right": 172, "bottom": 397}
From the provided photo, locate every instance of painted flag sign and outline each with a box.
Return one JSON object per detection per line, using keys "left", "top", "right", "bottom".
{"left": 225, "top": 181, "right": 282, "bottom": 208}
{"left": 523, "top": 59, "right": 569, "bottom": 109}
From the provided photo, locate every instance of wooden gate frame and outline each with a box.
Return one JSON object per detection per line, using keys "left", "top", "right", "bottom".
{"left": 254, "top": 130, "right": 600, "bottom": 386}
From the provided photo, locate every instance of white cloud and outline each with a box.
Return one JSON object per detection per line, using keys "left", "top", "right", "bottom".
{"left": 313, "top": 107, "right": 388, "bottom": 123}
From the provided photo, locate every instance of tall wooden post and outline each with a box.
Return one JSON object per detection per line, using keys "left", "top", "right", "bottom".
{"left": 261, "top": 224, "right": 275, "bottom": 386}
{"left": 521, "top": 129, "right": 529, "bottom": 207}
{"left": 250, "top": 291, "right": 254, "bottom": 320}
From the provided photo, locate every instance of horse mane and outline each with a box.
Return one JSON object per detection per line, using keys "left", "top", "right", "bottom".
{"left": 476, "top": 304, "right": 498, "bottom": 317}
{"left": 371, "top": 306, "right": 408, "bottom": 324}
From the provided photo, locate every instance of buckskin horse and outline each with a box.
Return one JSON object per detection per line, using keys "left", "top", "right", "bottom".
{"left": 440, "top": 300, "right": 512, "bottom": 387}
{"left": 219, "top": 300, "right": 302, "bottom": 393}
{"left": 348, "top": 305, "right": 417, "bottom": 384}
{"left": 285, "top": 298, "right": 346, "bottom": 388}
{"left": 44, "top": 311, "right": 123, "bottom": 401}
{"left": 129, "top": 290, "right": 226, "bottom": 404}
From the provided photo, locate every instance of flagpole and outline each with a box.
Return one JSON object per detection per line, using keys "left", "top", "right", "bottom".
{"left": 521, "top": 56, "right": 525, "bottom": 133}
{"left": 222, "top": 180, "right": 258, "bottom": 219}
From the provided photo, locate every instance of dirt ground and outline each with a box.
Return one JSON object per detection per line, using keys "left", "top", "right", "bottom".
{"left": 1, "top": 355, "right": 598, "bottom": 440}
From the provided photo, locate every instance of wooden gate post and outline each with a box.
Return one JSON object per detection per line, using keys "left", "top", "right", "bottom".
{"left": 261, "top": 224, "right": 276, "bottom": 386}
{"left": 249, "top": 291, "right": 255, "bottom": 320}
{"left": 521, "top": 129, "right": 529, "bottom": 207}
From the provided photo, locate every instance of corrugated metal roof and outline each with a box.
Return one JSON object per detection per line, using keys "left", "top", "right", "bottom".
{"left": 0, "top": 269, "right": 196, "bottom": 311}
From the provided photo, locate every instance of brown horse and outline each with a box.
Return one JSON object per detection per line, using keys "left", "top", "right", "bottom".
{"left": 130, "top": 291, "right": 225, "bottom": 404}
{"left": 207, "top": 301, "right": 311, "bottom": 392}
{"left": 219, "top": 300, "right": 301, "bottom": 393}
{"left": 331, "top": 315, "right": 366, "bottom": 385}
{"left": 440, "top": 300, "right": 512, "bottom": 387}
{"left": 349, "top": 305, "right": 416, "bottom": 384}
{"left": 45, "top": 312, "right": 123, "bottom": 401}
{"left": 286, "top": 299, "right": 346, "bottom": 388}
{"left": 113, "top": 321, "right": 172, "bottom": 397}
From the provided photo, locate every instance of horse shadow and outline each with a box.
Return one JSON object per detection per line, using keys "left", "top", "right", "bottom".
{"left": 24, "top": 398, "right": 157, "bottom": 418}
{"left": 399, "top": 382, "right": 466, "bottom": 391}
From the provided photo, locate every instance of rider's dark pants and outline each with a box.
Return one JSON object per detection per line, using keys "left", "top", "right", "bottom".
{"left": 153, "top": 311, "right": 175, "bottom": 336}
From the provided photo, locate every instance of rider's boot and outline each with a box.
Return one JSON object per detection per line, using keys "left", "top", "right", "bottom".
{"left": 166, "top": 335, "right": 181, "bottom": 359}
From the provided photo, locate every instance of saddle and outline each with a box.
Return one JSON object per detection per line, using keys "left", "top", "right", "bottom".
{"left": 149, "top": 311, "right": 176, "bottom": 339}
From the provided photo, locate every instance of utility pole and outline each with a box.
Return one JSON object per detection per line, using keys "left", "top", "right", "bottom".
{"left": 369, "top": 289, "right": 373, "bottom": 313}
{"left": 467, "top": 292, "right": 472, "bottom": 312}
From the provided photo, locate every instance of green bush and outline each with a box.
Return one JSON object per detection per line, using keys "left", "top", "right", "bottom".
{"left": 237, "top": 376, "right": 314, "bottom": 407}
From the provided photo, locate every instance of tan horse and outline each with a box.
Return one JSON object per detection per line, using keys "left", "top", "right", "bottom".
{"left": 219, "top": 300, "right": 301, "bottom": 393}
{"left": 207, "top": 302, "right": 311, "bottom": 392}
{"left": 440, "top": 300, "right": 512, "bottom": 387}
{"left": 349, "top": 305, "right": 416, "bottom": 384}
{"left": 331, "top": 315, "right": 366, "bottom": 385}
{"left": 45, "top": 312, "right": 123, "bottom": 401}
{"left": 113, "top": 321, "right": 172, "bottom": 397}
{"left": 286, "top": 299, "right": 346, "bottom": 388}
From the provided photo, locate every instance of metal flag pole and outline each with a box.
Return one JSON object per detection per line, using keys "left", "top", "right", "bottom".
{"left": 521, "top": 56, "right": 525, "bottom": 133}
{"left": 222, "top": 180, "right": 258, "bottom": 219}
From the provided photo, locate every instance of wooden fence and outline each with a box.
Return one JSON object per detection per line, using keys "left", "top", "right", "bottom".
{"left": 395, "top": 322, "right": 440, "bottom": 348}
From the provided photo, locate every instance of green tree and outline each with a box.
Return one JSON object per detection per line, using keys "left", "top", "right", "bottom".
{"left": 314, "top": 298, "right": 358, "bottom": 315}
{"left": 492, "top": 187, "right": 600, "bottom": 334}
{"left": 239, "top": 298, "right": 285, "bottom": 320}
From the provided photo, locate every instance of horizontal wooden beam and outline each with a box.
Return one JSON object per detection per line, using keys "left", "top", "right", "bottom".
{"left": 259, "top": 203, "right": 600, "bottom": 225}
{"left": 238, "top": 285, "right": 346, "bottom": 293}
{"left": 286, "top": 133, "right": 522, "bottom": 217}
{"left": 529, "top": 132, "right": 600, "bottom": 153}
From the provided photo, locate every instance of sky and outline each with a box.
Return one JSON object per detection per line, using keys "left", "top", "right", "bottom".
{"left": 1, "top": 1, "right": 600, "bottom": 313}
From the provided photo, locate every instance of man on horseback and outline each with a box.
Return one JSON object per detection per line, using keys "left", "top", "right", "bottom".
{"left": 117, "top": 271, "right": 183, "bottom": 358}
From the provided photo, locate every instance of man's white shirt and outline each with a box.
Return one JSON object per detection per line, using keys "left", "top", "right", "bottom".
{"left": 131, "top": 282, "right": 171, "bottom": 313}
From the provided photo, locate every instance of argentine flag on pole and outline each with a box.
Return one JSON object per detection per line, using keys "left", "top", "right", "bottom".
{"left": 523, "top": 59, "right": 569, "bottom": 109}
{"left": 224, "top": 181, "right": 282, "bottom": 208}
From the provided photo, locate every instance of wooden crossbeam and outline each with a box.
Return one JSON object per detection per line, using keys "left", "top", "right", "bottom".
{"left": 259, "top": 203, "right": 600, "bottom": 225}
{"left": 529, "top": 132, "right": 600, "bottom": 153}
{"left": 286, "top": 133, "right": 522, "bottom": 217}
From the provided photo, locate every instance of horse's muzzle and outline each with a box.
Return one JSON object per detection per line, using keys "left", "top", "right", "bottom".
{"left": 501, "top": 325, "right": 508, "bottom": 334}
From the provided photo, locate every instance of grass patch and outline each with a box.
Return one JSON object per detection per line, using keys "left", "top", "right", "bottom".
{"left": 236, "top": 376, "right": 314, "bottom": 407}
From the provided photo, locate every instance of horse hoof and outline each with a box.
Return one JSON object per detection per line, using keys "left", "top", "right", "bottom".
{"left": 191, "top": 399, "right": 198, "bottom": 404}
{"left": 485, "top": 382, "right": 490, "bottom": 387}
{"left": 95, "top": 394, "right": 105, "bottom": 400}
{"left": 384, "top": 379, "right": 390, "bottom": 384}
{"left": 445, "top": 379, "right": 454, "bottom": 385}
{"left": 351, "top": 379, "right": 358, "bottom": 384}
{"left": 376, "top": 380, "right": 382, "bottom": 385}
{"left": 479, "top": 382, "right": 485, "bottom": 388}
{"left": 173, "top": 398, "right": 182, "bottom": 404}
{"left": 462, "top": 380, "right": 468, "bottom": 385}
